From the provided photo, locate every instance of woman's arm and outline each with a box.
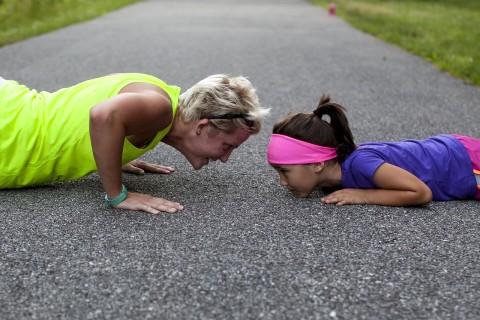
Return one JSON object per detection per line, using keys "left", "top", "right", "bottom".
{"left": 321, "top": 163, "right": 433, "bottom": 206}
{"left": 89, "top": 91, "right": 183, "bottom": 214}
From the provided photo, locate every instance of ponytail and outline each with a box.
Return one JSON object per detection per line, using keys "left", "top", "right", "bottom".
{"left": 272, "top": 94, "right": 356, "bottom": 163}
{"left": 313, "top": 94, "right": 356, "bottom": 162}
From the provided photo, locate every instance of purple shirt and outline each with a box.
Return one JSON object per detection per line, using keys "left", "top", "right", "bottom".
{"left": 341, "top": 135, "right": 477, "bottom": 200}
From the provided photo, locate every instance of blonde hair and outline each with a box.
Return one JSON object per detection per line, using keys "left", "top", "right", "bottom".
{"left": 178, "top": 74, "right": 269, "bottom": 134}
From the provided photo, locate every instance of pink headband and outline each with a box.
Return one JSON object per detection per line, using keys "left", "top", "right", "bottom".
{"left": 267, "top": 134, "right": 337, "bottom": 164}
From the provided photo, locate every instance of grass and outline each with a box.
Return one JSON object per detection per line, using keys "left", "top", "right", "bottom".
{"left": 1, "top": 0, "right": 478, "bottom": 86}
{"left": 0, "top": 0, "right": 138, "bottom": 47}
{"left": 308, "top": 0, "right": 480, "bottom": 86}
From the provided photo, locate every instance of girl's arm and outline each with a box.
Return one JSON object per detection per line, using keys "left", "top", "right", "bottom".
{"left": 89, "top": 91, "right": 183, "bottom": 214}
{"left": 321, "top": 163, "right": 433, "bottom": 206}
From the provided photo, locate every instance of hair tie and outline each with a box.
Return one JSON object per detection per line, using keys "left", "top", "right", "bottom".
{"left": 312, "top": 109, "right": 322, "bottom": 118}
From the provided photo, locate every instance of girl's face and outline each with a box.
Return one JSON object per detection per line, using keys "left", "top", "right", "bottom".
{"left": 271, "top": 164, "right": 320, "bottom": 198}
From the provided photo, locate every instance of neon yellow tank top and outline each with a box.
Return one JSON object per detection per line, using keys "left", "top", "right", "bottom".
{"left": 0, "top": 73, "right": 180, "bottom": 188}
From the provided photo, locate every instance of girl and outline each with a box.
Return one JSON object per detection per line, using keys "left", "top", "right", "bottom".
{"left": 0, "top": 73, "right": 269, "bottom": 214}
{"left": 267, "top": 94, "right": 480, "bottom": 207}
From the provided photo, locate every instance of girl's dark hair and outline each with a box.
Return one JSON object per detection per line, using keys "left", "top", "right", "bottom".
{"left": 272, "top": 94, "right": 356, "bottom": 163}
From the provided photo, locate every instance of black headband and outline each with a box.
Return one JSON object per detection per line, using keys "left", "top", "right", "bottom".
{"left": 203, "top": 114, "right": 255, "bottom": 127}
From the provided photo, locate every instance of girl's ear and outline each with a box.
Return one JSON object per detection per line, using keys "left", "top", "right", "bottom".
{"left": 312, "top": 162, "right": 325, "bottom": 173}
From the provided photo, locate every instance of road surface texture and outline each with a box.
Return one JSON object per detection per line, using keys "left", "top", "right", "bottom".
{"left": 1, "top": 0, "right": 480, "bottom": 319}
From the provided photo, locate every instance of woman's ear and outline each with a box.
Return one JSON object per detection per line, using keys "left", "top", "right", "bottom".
{"left": 312, "top": 162, "right": 325, "bottom": 173}
{"left": 195, "top": 119, "right": 209, "bottom": 135}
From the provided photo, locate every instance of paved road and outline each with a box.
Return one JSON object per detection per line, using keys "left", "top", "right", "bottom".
{"left": 1, "top": 0, "right": 480, "bottom": 319}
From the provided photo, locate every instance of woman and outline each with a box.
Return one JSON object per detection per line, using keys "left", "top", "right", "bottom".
{"left": 0, "top": 73, "right": 269, "bottom": 214}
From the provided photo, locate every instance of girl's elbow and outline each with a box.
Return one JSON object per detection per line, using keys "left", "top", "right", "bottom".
{"left": 418, "top": 186, "right": 433, "bottom": 205}
{"left": 405, "top": 186, "right": 431, "bottom": 206}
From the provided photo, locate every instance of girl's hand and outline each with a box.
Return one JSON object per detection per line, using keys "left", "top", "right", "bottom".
{"left": 321, "top": 189, "right": 368, "bottom": 206}
{"left": 113, "top": 192, "right": 184, "bottom": 214}
{"left": 122, "top": 160, "right": 175, "bottom": 175}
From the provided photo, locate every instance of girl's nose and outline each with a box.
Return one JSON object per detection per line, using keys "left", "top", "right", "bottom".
{"left": 279, "top": 175, "right": 288, "bottom": 186}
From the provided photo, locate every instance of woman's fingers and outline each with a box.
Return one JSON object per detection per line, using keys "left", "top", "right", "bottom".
{"left": 121, "top": 163, "right": 145, "bottom": 175}
{"left": 122, "top": 160, "right": 174, "bottom": 175}
{"left": 114, "top": 192, "right": 184, "bottom": 214}
{"left": 145, "top": 164, "right": 175, "bottom": 174}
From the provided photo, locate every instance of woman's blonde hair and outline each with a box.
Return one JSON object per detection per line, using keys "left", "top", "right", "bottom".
{"left": 178, "top": 74, "right": 269, "bottom": 134}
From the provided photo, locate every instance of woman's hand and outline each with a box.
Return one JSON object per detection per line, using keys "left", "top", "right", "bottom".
{"left": 113, "top": 192, "right": 184, "bottom": 214}
{"left": 122, "top": 160, "right": 175, "bottom": 175}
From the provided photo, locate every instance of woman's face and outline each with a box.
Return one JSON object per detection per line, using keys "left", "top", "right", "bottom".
{"left": 271, "top": 164, "right": 319, "bottom": 198}
{"left": 187, "top": 125, "right": 252, "bottom": 170}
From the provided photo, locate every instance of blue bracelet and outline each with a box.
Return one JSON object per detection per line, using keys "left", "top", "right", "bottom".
{"left": 105, "top": 184, "right": 128, "bottom": 206}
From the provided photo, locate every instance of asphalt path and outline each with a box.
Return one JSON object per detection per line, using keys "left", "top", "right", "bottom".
{"left": 1, "top": 0, "right": 480, "bottom": 319}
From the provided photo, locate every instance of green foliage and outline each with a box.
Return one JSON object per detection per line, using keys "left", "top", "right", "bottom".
{"left": 309, "top": 0, "right": 480, "bottom": 86}
{"left": 0, "top": 0, "right": 138, "bottom": 47}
